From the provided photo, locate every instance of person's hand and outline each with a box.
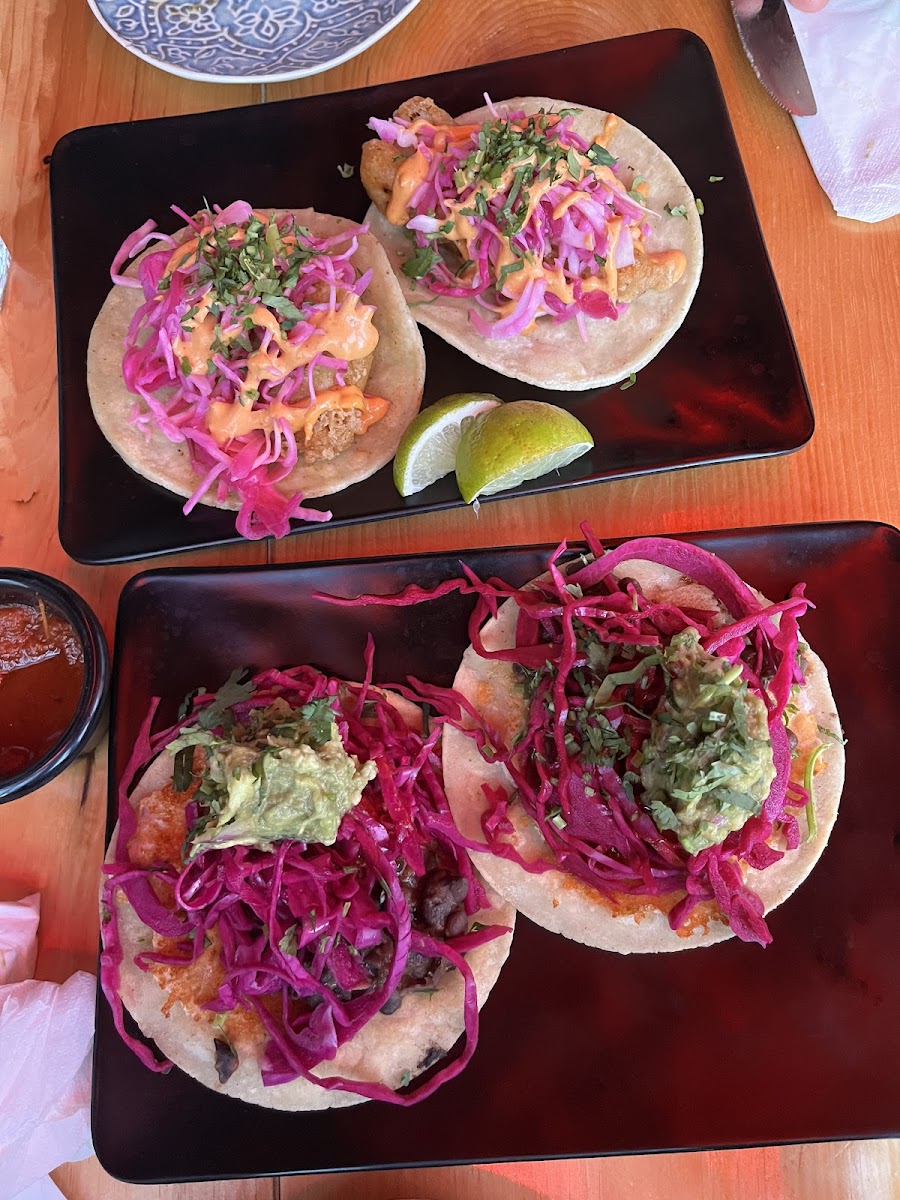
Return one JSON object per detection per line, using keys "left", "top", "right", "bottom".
{"left": 734, "top": 0, "right": 829, "bottom": 14}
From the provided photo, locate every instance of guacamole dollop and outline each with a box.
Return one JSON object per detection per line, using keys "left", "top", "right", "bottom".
{"left": 640, "top": 628, "right": 775, "bottom": 855}
{"left": 168, "top": 696, "right": 377, "bottom": 858}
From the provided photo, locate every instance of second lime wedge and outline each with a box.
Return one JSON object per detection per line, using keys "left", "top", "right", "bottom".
{"left": 393, "top": 393, "right": 503, "bottom": 496}
{"left": 455, "top": 400, "right": 594, "bottom": 504}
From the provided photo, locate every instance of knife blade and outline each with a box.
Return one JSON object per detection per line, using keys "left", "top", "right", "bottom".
{"left": 731, "top": 0, "right": 817, "bottom": 117}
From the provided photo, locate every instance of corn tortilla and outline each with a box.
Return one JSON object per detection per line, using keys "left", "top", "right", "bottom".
{"left": 365, "top": 97, "right": 703, "bottom": 390}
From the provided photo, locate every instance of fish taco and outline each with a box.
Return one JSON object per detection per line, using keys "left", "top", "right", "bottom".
{"left": 361, "top": 96, "right": 702, "bottom": 390}
{"left": 439, "top": 535, "right": 844, "bottom": 952}
{"left": 100, "top": 666, "right": 514, "bottom": 1108}
{"left": 88, "top": 203, "right": 426, "bottom": 539}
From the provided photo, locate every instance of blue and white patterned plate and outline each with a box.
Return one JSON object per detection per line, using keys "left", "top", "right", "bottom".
{"left": 86, "top": 0, "right": 424, "bottom": 84}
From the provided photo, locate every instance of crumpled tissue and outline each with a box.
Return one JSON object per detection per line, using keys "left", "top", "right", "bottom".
{"left": 0, "top": 234, "right": 10, "bottom": 309}
{"left": 0, "top": 895, "right": 95, "bottom": 1200}
{"left": 788, "top": 0, "right": 900, "bottom": 222}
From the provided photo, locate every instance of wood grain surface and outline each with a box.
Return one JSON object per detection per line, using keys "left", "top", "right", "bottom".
{"left": 0, "top": 0, "right": 896, "bottom": 1196}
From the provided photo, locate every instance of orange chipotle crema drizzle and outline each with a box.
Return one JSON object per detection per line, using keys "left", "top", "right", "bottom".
{"left": 207, "top": 386, "right": 388, "bottom": 444}
{"left": 164, "top": 212, "right": 388, "bottom": 447}
{"left": 383, "top": 107, "right": 686, "bottom": 312}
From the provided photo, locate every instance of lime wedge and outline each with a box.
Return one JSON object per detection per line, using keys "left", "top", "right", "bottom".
{"left": 455, "top": 400, "right": 594, "bottom": 504}
{"left": 393, "top": 392, "right": 502, "bottom": 496}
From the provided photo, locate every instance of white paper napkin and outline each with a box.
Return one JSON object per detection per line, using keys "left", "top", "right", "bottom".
{"left": 0, "top": 234, "right": 10, "bottom": 309}
{"left": 0, "top": 893, "right": 40, "bottom": 984}
{"left": 0, "top": 896, "right": 95, "bottom": 1200}
{"left": 788, "top": 0, "right": 900, "bottom": 222}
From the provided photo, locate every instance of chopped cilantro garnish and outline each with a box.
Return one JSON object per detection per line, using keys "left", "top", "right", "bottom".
{"left": 337, "top": 162, "right": 355, "bottom": 178}
{"left": 298, "top": 696, "right": 338, "bottom": 749}
{"left": 177, "top": 686, "right": 206, "bottom": 720}
{"left": 695, "top": 197, "right": 705, "bottom": 216}
{"left": 497, "top": 258, "right": 524, "bottom": 289}
{"left": 708, "top": 175, "right": 724, "bottom": 183}
{"left": 620, "top": 372, "right": 637, "bottom": 390}
{"left": 162, "top": 211, "right": 318, "bottom": 329}
{"left": 262, "top": 293, "right": 304, "bottom": 321}
{"left": 588, "top": 143, "right": 617, "bottom": 168}
{"left": 664, "top": 203, "right": 690, "bottom": 219}
{"left": 197, "top": 668, "right": 255, "bottom": 732}
{"left": 278, "top": 924, "right": 298, "bottom": 955}
{"left": 173, "top": 745, "right": 194, "bottom": 792}
{"left": 402, "top": 244, "right": 441, "bottom": 280}
{"left": 455, "top": 110, "right": 577, "bottom": 197}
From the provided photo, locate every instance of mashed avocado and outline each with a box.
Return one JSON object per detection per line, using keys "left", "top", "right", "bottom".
{"left": 168, "top": 697, "right": 376, "bottom": 858}
{"left": 640, "top": 628, "right": 775, "bottom": 855}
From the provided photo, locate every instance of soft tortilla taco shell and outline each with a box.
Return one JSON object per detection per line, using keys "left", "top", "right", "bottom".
{"left": 365, "top": 97, "right": 703, "bottom": 391}
{"left": 104, "top": 694, "right": 515, "bottom": 1110}
{"left": 443, "top": 559, "right": 844, "bottom": 954}
{"left": 88, "top": 209, "right": 426, "bottom": 509}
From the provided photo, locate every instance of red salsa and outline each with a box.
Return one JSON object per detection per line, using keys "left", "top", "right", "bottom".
{"left": 0, "top": 603, "right": 85, "bottom": 778}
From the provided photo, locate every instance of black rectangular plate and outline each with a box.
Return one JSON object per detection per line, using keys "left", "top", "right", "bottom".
{"left": 94, "top": 521, "right": 899, "bottom": 1183}
{"left": 52, "top": 29, "right": 813, "bottom": 565}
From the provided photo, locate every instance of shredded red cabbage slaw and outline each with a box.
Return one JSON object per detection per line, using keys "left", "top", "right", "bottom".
{"left": 100, "top": 655, "right": 509, "bottom": 1104}
{"left": 368, "top": 98, "right": 660, "bottom": 339}
{"left": 111, "top": 201, "right": 383, "bottom": 539}
{"left": 320, "top": 530, "right": 820, "bottom": 947}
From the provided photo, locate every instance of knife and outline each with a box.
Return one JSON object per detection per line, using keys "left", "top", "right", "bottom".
{"left": 731, "top": 0, "right": 817, "bottom": 117}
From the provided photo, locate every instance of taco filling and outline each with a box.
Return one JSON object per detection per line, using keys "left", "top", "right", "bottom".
{"left": 362, "top": 96, "right": 689, "bottom": 340}
{"left": 102, "top": 202, "right": 402, "bottom": 539}
{"left": 100, "top": 663, "right": 513, "bottom": 1107}
{"left": 324, "top": 532, "right": 844, "bottom": 951}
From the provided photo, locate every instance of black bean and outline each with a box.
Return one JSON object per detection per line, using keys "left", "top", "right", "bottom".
{"left": 214, "top": 1037, "right": 239, "bottom": 1084}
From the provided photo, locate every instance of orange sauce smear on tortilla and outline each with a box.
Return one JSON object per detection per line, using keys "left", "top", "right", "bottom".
{"left": 127, "top": 777, "right": 193, "bottom": 868}
{"left": 788, "top": 710, "right": 829, "bottom": 784}
{"left": 558, "top": 872, "right": 718, "bottom": 936}
{"left": 0, "top": 603, "right": 84, "bottom": 778}
{"left": 128, "top": 767, "right": 274, "bottom": 1054}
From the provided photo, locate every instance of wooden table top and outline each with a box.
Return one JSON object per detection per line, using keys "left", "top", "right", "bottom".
{"left": 1, "top": 0, "right": 897, "bottom": 1196}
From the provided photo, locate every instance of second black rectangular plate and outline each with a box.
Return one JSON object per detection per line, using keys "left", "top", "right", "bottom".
{"left": 53, "top": 30, "right": 813, "bottom": 564}
{"left": 94, "top": 522, "right": 899, "bottom": 1183}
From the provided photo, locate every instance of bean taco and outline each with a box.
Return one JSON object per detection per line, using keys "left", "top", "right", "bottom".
{"left": 361, "top": 96, "right": 702, "bottom": 389}
{"left": 100, "top": 664, "right": 514, "bottom": 1108}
